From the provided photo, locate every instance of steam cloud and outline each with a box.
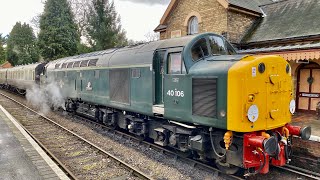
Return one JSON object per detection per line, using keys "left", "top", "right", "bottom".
{"left": 26, "top": 79, "right": 66, "bottom": 115}
{"left": 118, "top": 0, "right": 170, "bottom": 5}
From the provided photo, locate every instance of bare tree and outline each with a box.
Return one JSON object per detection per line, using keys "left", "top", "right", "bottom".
{"left": 68, "top": 0, "right": 92, "bottom": 38}
{"left": 144, "top": 31, "right": 160, "bottom": 42}
{"left": 30, "top": 14, "right": 41, "bottom": 34}
{"left": 30, "top": 1, "right": 46, "bottom": 35}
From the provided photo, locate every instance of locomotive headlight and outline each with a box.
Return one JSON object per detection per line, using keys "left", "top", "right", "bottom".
{"left": 247, "top": 105, "right": 259, "bottom": 123}
{"left": 289, "top": 100, "right": 296, "bottom": 114}
{"left": 248, "top": 94, "right": 255, "bottom": 102}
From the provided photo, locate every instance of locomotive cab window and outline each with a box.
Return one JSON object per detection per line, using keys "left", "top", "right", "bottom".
{"left": 208, "top": 36, "right": 227, "bottom": 55}
{"left": 168, "top": 53, "right": 186, "bottom": 74}
{"left": 208, "top": 35, "right": 237, "bottom": 55}
{"left": 191, "top": 38, "right": 209, "bottom": 61}
{"left": 226, "top": 41, "right": 237, "bottom": 55}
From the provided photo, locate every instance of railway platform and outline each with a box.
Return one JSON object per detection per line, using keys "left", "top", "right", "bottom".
{"left": 0, "top": 105, "right": 69, "bottom": 180}
{"left": 290, "top": 112, "right": 320, "bottom": 173}
{"left": 292, "top": 112, "right": 320, "bottom": 141}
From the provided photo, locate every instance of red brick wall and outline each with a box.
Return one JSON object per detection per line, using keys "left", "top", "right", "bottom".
{"left": 1, "top": 62, "right": 12, "bottom": 68}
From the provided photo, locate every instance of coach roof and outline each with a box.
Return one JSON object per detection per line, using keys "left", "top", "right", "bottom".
{"left": 7, "top": 63, "right": 42, "bottom": 72}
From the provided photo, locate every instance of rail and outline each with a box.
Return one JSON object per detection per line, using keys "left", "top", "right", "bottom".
{"left": 0, "top": 92, "right": 152, "bottom": 180}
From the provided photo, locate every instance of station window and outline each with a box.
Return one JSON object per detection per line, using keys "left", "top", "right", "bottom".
{"left": 188, "top": 16, "right": 199, "bottom": 35}
{"left": 168, "top": 53, "right": 186, "bottom": 74}
{"left": 191, "top": 38, "right": 209, "bottom": 61}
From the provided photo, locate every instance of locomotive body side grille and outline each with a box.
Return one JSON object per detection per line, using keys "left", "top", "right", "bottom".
{"left": 109, "top": 69, "right": 130, "bottom": 104}
{"left": 192, "top": 78, "right": 217, "bottom": 118}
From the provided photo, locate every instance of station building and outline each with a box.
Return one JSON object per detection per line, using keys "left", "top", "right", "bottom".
{"left": 155, "top": 0, "right": 320, "bottom": 113}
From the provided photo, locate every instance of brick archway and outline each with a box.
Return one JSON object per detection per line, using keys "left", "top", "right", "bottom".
{"left": 183, "top": 11, "right": 202, "bottom": 27}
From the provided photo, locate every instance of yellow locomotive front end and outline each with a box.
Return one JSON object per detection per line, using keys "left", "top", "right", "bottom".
{"left": 227, "top": 55, "right": 294, "bottom": 132}
{"left": 227, "top": 55, "right": 311, "bottom": 175}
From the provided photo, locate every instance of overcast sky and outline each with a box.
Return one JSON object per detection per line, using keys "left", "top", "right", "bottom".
{"left": 0, "top": 0, "right": 169, "bottom": 41}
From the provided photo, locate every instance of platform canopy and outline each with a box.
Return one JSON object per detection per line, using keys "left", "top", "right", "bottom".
{"left": 239, "top": 42, "right": 320, "bottom": 61}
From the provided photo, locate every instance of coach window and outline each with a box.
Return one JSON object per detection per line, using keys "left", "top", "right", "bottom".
{"left": 168, "top": 53, "right": 186, "bottom": 74}
{"left": 191, "top": 38, "right": 209, "bottom": 61}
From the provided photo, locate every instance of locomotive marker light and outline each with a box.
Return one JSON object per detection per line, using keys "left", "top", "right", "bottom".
{"left": 289, "top": 100, "right": 296, "bottom": 114}
{"left": 248, "top": 94, "right": 255, "bottom": 102}
{"left": 220, "top": 110, "right": 226, "bottom": 118}
{"left": 247, "top": 105, "right": 259, "bottom": 123}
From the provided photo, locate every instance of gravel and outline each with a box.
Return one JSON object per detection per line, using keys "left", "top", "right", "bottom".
{"left": 0, "top": 90, "right": 221, "bottom": 180}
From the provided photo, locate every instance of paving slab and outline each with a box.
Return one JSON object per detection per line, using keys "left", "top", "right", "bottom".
{"left": 0, "top": 105, "right": 70, "bottom": 180}
{"left": 292, "top": 112, "right": 320, "bottom": 139}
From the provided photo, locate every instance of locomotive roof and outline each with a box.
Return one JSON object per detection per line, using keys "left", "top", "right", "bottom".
{"left": 46, "top": 33, "right": 202, "bottom": 70}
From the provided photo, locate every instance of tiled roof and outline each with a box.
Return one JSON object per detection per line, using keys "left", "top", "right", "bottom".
{"left": 243, "top": 0, "right": 320, "bottom": 43}
{"left": 239, "top": 42, "right": 320, "bottom": 53}
{"left": 228, "top": 0, "right": 273, "bottom": 13}
{"left": 154, "top": 24, "right": 167, "bottom": 32}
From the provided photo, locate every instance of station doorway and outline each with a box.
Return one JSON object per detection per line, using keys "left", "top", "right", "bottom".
{"left": 296, "top": 62, "right": 320, "bottom": 112}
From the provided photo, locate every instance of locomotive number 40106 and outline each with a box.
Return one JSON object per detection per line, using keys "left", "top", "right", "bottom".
{"left": 167, "top": 89, "right": 185, "bottom": 97}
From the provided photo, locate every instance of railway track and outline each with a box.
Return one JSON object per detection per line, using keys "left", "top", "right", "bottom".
{"left": 68, "top": 113, "right": 245, "bottom": 180}
{"left": 67, "top": 113, "right": 320, "bottom": 180}
{"left": 0, "top": 92, "right": 151, "bottom": 180}
{"left": 1, "top": 90, "right": 319, "bottom": 180}
{"left": 274, "top": 164, "right": 320, "bottom": 180}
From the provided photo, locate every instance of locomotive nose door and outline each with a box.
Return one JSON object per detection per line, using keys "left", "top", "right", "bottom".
{"left": 153, "top": 50, "right": 166, "bottom": 105}
{"left": 163, "top": 48, "right": 189, "bottom": 121}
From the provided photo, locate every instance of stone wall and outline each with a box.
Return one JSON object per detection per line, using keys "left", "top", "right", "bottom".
{"left": 160, "top": 0, "right": 259, "bottom": 44}
{"left": 227, "top": 10, "right": 257, "bottom": 44}
{"left": 163, "top": 0, "right": 228, "bottom": 39}
{"left": 160, "top": 31, "right": 167, "bottom": 40}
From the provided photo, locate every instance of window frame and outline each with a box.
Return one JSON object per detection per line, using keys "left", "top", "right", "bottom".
{"left": 167, "top": 52, "right": 186, "bottom": 75}
{"left": 208, "top": 35, "right": 237, "bottom": 55}
{"left": 188, "top": 16, "right": 199, "bottom": 35}
{"left": 191, "top": 38, "right": 210, "bottom": 62}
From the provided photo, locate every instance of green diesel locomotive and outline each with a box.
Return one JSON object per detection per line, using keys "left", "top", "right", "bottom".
{"left": 1, "top": 33, "right": 311, "bottom": 175}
